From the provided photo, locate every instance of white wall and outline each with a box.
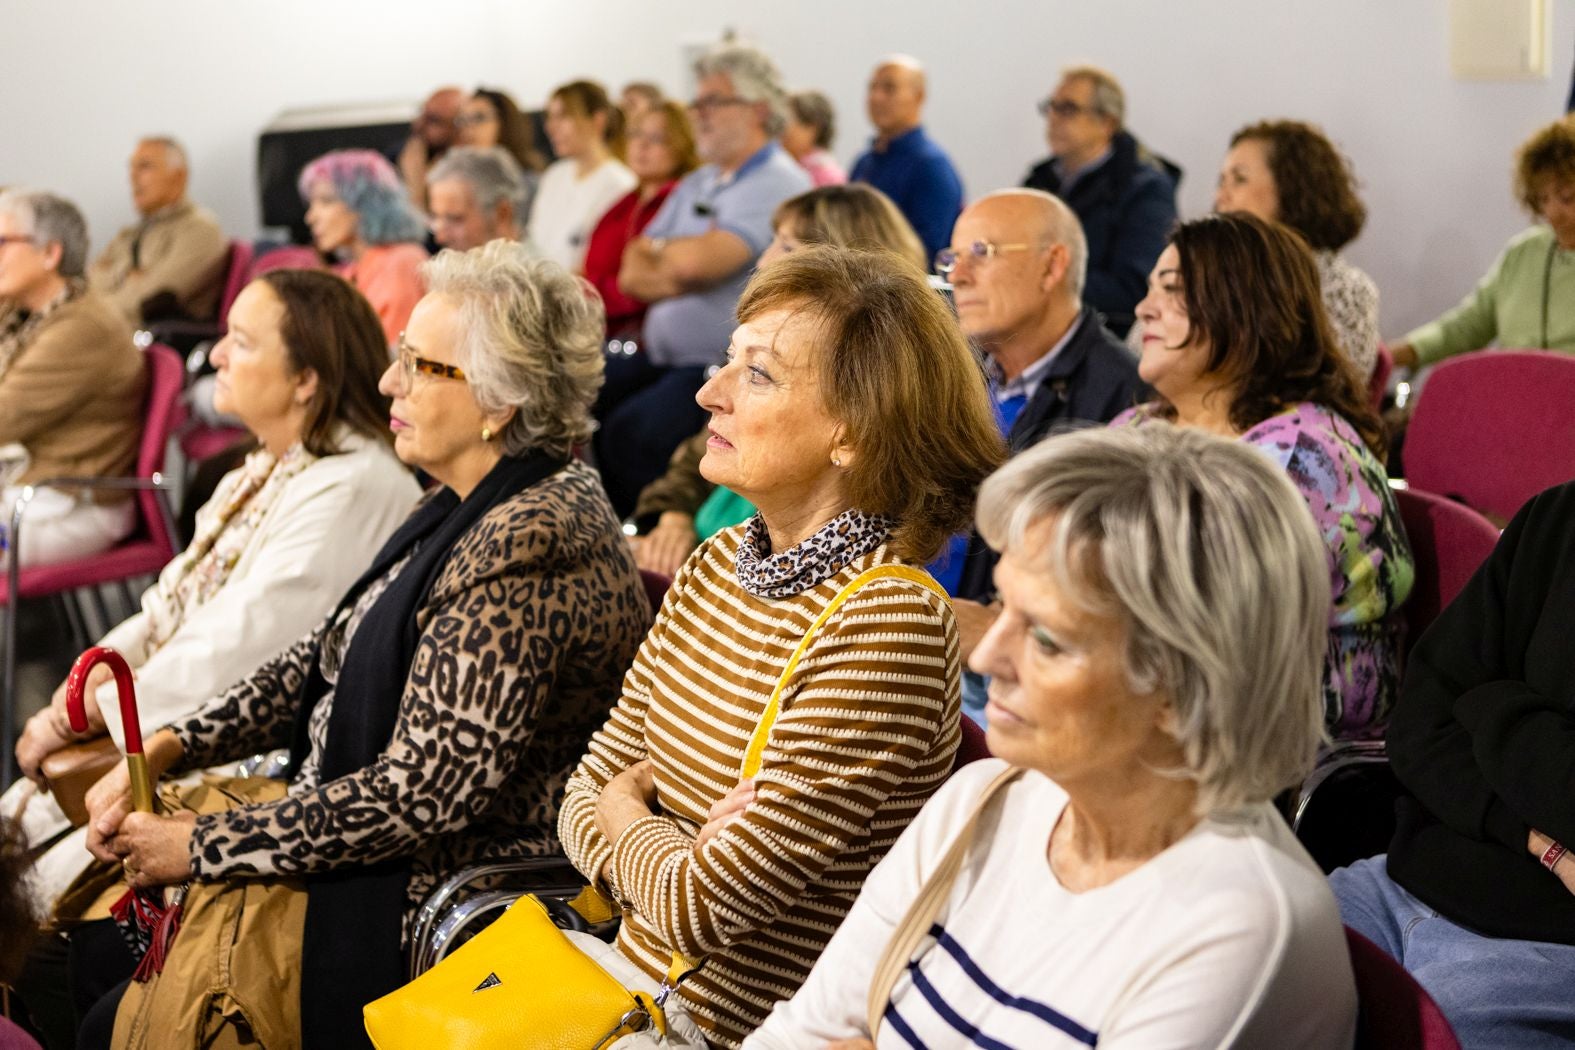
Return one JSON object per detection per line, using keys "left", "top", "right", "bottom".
{"left": 3, "top": 0, "right": 1570, "bottom": 333}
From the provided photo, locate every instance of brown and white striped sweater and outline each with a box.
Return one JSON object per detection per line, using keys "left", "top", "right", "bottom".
{"left": 559, "top": 524, "right": 960, "bottom": 1048}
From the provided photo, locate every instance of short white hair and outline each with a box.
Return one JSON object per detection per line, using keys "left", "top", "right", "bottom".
{"left": 420, "top": 241, "right": 605, "bottom": 457}
{"left": 427, "top": 146, "right": 529, "bottom": 215}
{"left": 976, "top": 424, "right": 1329, "bottom": 814}
{"left": 140, "top": 136, "right": 189, "bottom": 171}
{"left": 694, "top": 43, "right": 789, "bottom": 136}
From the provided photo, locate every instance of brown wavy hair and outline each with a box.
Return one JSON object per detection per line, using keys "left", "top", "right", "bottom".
{"left": 641, "top": 100, "right": 700, "bottom": 181}
{"left": 0, "top": 818, "right": 35, "bottom": 984}
{"left": 736, "top": 246, "right": 1005, "bottom": 562}
{"left": 1514, "top": 116, "right": 1575, "bottom": 214}
{"left": 473, "top": 87, "right": 546, "bottom": 173}
{"left": 551, "top": 80, "right": 628, "bottom": 163}
{"left": 254, "top": 269, "right": 396, "bottom": 457}
{"left": 1163, "top": 213, "right": 1384, "bottom": 455}
{"left": 1230, "top": 120, "right": 1366, "bottom": 252}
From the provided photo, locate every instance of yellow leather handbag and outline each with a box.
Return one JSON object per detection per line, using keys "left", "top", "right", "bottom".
{"left": 363, "top": 564, "right": 948, "bottom": 1049}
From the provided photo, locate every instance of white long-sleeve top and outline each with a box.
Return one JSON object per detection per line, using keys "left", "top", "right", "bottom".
{"left": 6, "top": 432, "right": 419, "bottom": 907}
{"left": 746, "top": 759, "right": 1357, "bottom": 1050}
{"left": 526, "top": 157, "right": 636, "bottom": 271}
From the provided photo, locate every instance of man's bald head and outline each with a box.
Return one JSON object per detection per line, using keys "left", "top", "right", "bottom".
{"left": 867, "top": 55, "right": 927, "bottom": 139}
{"left": 416, "top": 86, "right": 465, "bottom": 150}
{"left": 973, "top": 189, "right": 1087, "bottom": 299}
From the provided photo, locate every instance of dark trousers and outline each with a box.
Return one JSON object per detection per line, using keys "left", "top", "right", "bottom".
{"left": 594, "top": 358, "right": 710, "bottom": 520}
{"left": 13, "top": 919, "right": 134, "bottom": 1050}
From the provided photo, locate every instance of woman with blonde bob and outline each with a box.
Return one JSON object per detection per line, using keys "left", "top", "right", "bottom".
{"left": 561, "top": 246, "right": 1004, "bottom": 1048}
{"left": 74, "top": 242, "right": 650, "bottom": 1047}
{"left": 750, "top": 425, "right": 1357, "bottom": 1049}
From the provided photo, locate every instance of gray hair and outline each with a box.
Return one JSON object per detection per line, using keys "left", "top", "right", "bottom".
{"left": 694, "top": 43, "right": 789, "bottom": 135}
{"left": 1061, "top": 64, "right": 1125, "bottom": 127}
{"left": 140, "top": 136, "right": 189, "bottom": 171}
{"left": 0, "top": 189, "right": 90, "bottom": 277}
{"left": 427, "top": 146, "right": 529, "bottom": 215}
{"left": 976, "top": 424, "right": 1329, "bottom": 814}
{"left": 978, "top": 188, "right": 1089, "bottom": 300}
{"left": 420, "top": 241, "right": 604, "bottom": 458}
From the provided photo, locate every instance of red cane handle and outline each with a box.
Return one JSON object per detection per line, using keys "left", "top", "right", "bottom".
{"left": 65, "top": 647, "right": 141, "bottom": 753}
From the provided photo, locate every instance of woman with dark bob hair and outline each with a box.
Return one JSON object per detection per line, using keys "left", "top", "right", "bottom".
{"left": 1118, "top": 212, "right": 1413, "bottom": 739}
{"left": 750, "top": 425, "right": 1357, "bottom": 1049}
{"left": 74, "top": 242, "right": 651, "bottom": 1046}
{"left": 1216, "top": 119, "right": 1379, "bottom": 378}
{"left": 7, "top": 269, "right": 418, "bottom": 913}
{"left": 1392, "top": 115, "right": 1575, "bottom": 367}
{"left": 560, "top": 245, "right": 1004, "bottom": 1047}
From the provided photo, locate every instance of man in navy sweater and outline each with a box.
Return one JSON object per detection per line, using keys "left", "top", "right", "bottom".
{"left": 849, "top": 56, "right": 964, "bottom": 266}
{"left": 1331, "top": 481, "right": 1575, "bottom": 1048}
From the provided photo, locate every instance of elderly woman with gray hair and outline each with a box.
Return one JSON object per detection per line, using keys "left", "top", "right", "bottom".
{"left": 425, "top": 145, "right": 534, "bottom": 251}
{"left": 748, "top": 425, "right": 1357, "bottom": 1050}
{"left": 0, "top": 189, "right": 145, "bottom": 568}
{"left": 72, "top": 241, "right": 652, "bottom": 1047}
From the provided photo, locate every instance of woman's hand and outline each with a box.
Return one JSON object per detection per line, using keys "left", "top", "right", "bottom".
{"left": 696, "top": 778, "right": 755, "bottom": 849}
{"left": 1529, "top": 829, "right": 1575, "bottom": 897}
{"left": 85, "top": 761, "right": 135, "bottom": 863}
{"left": 48, "top": 662, "right": 111, "bottom": 738}
{"left": 114, "top": 810, "right": 198, "bottom": 889}
{"left": 594, "top": 759, "right": 659, "bottom": 849}
{"left": 15, "top": 711, "right": 72, "bottom": 786}
{"left": 635, "top": 512, "right": 700, "bottom": 577}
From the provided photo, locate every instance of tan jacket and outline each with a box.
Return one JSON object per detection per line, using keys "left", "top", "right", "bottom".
{"left": 89, "top": 199, "right": 228, "bottom": 324}
{"left": 0, "top": 290, "right": 145, "bottom": 489}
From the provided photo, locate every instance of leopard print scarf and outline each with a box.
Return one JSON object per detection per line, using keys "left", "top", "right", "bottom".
{"left": 734, "top": 507, "right": 894, "bottom": 599}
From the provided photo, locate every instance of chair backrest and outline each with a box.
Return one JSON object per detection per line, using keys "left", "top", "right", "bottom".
{"left": 638, "top": 569, "right": 672, "bottom": 615}
{"left": 1392, "top": 486, "right": 1499, "bottom": 645}
{"left": 137, "top": 343, "right": 187, "bottom": 557}
{"left": 1345, "top": 927, "right": 1461, "bottom": 1049}
{"left": 1368, "top": 343, "right": 1394, "bottom": 413}
{"left": 1405, "top": 350, "right": 1575, "bottom": 522}
{"left": 216, "top": 239, "right": 255, "bottom": 326}
{"left": 952, "top": 715, "right": 992, "bottom": 771}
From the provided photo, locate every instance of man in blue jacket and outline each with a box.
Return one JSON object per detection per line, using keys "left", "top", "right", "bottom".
{"left": 850, "top": 56, "right": 964, "bottom": 265}
{"left": 1023, "top": 66, "right": 1178, "bottom": 336}
{"left": 932, "top": 189, "right": 1148, "bottom": 722}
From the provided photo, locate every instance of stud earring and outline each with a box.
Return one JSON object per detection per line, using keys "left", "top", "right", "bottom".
{"left": 481, "top": 426, "right": 493, "bottom": 442}
{"left": 831, "top": 454, "right": 842, "bottom": 467}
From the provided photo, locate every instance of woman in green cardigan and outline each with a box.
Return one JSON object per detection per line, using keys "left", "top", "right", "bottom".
{"left": 1392, "top": 116, "right": 1575, "bottom": 368}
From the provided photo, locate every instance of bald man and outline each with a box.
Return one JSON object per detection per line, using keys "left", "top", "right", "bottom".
{"left": 398, "top": 86, "right": 465, "bottom": 210}
{"left": 935, "top": 189, "right": 1146, "bottom": 721}
{"left": 848, "top": 56, "right": 963, "bottom": 262}
{"left": 88, "top": 137, "right": 227, "bottom": 325}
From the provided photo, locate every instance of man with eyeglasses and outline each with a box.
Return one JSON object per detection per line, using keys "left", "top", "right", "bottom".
{"left": 848, "top": 55, "right": 963, "bottom": 264}
{"left": 425, "top": 146, "right": 531, "bottom": 252}
{"left": 1022, "top": 65, "right": 1179, "bottom": 336}
{"left": 936, "top": 189, "right": 1146, "bottom": 724}
{"left": 397, "top": 86, "right": 465, "bottom": 211}
{"left": 602, "top": 43, "right": 809, "bottom": 518}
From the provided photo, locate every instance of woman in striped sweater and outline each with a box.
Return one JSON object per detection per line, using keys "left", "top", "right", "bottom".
{"left": 559, "top": 246, "right": 1004, "bottom": 1047}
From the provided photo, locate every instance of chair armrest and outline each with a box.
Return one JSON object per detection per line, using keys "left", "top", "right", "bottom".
{"left": 10, "top": 475, "right": 179, "bottom": 573}
{"left": 1292, "top": 739, "right": 1390, "bottom": 832}
{"left": 410, "top": 857, "right": 589, "bottom": 978}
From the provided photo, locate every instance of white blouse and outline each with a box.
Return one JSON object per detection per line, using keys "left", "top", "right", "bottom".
{"left": 526, "top": 157, "right": 637, "bottom": 271}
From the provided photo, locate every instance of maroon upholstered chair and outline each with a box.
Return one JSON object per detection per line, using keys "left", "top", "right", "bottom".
{"left": 1, "top": 343, "right": 183, "bottom": 787}
{"left": 1405, "top": 350, "right": 1575, "bottom": 524}
{"left": 1391, "top": 486, "right": 1500, "bottom": 649}
{"left": 1345, "top": 927, "right": 1461, "bottom": 1049}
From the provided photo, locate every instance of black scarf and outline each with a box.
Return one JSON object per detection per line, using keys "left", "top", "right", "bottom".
{"left": 289, "top": 450, "right": 566, "bottom": 1049}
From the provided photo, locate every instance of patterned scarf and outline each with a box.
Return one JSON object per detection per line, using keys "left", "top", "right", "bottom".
{"left": 0, "top": 277, "right": 84, "bottom": 382}
{"left": 143, "top": 442, "right": 317, "bottom": 654}
{"left": 734, "top": 507, "right": 895, "bottom": 599}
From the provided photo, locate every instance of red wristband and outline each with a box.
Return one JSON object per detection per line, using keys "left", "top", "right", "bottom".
{"left": 1542, "top": 842, "right": 1567, "bottom": 871}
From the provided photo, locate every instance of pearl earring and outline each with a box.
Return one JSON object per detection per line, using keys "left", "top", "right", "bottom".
{"left": 831, "top": 454, "right": 842, "bottom": 467}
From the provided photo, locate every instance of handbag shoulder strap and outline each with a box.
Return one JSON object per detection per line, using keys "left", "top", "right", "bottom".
{"left": 740, "top": 564, "right": 949, "bottom": 779}
{"left": 865, "top": 764, "right": 1023, "bottom": 1038}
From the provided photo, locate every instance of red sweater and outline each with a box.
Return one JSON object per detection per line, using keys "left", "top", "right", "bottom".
{"left": 582, "top": 183, "right": 674, "bottom": 338}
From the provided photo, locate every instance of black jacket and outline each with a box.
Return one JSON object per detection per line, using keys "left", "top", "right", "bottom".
{"left": 955, "top": 310, "right": 1147, "bottom": 602}
{"left": 1024, "top": 130, "right": 1180, "bottom": 336}
{"left": 1386, "top": 481, "right": 1575, "bottom": 944}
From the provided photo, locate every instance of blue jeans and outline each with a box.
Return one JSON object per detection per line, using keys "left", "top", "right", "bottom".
{"left": 961, "top": 670, "right": 989, "bottom": 728}
{"left": 1331, "top": 855, "right": 1575, "bottom": 1049}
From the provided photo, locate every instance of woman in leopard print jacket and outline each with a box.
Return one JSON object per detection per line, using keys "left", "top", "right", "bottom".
{"left": 75, "top": 243, "right": 651, "bottom": 1046}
